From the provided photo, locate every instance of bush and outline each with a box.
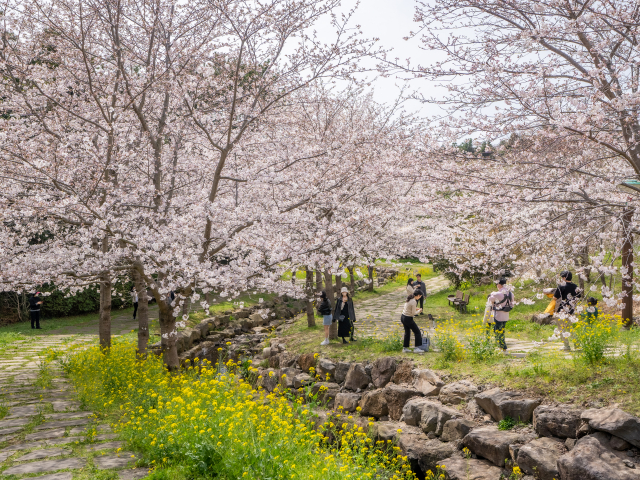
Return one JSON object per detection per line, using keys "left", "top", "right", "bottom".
{"left": 572, "top": 316, "right": 621, "bottom": 363}
{"left": 434, "top": 321, "right": 465, "bottom": 362}
{"left": 65, "top": 340, "right": 417, "bottom": 480}
{"left": 467, "top": 327, "right": 497, "bottom": 362}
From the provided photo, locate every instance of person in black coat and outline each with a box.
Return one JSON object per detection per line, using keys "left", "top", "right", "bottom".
{"left": 333, "top": 287, "right": 356, "bottom": 344}
{"left": 317, "top": 291, "right": 333, "bottom": 346}
{"left": 554, "top": 271, "right": 582, "bottom": 314}
{"left": 29, "top": 292, "right": 43, "bottom": 329}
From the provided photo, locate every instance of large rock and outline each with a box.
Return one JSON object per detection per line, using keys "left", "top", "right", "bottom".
{"left": 420, "top": 401, "right": 462, "bottom": 436}
{"left": 439, "top": 456, "right": 504, "bottom": 480}
{"left": 439, "top": 380, "right": 478, "bottom": 405}
{"left": 377, "top": 421, "right": 422, "bottom": 441}
{"left": 334, "top": 393, "right": 361, "bottom": 413}
{"left": 257, "top": 370, "right": 278, "bottom": 392}
{"left": 196, "top": 319, "right": 214, "bottom": 337}
{"left": 412, "top": 369, "right": 444, "bottom": 397}
{"left": 278, "top": 367, "right": 298, "bottom": 389}
{"left": 359, "top": 389, "right": 389, "bottom": 418}
{"left": 441, "top": 418, "right": 476, "bottom": 442}
{"left": 517, "top": 437, "right": 565, "bottom": 480}
{"left": 249, "top": 312, "right": 265, "bottom": 326}
{"left": 475, "top": 387, "right": 541, "bottom": 422}
{"left": 293, "top": 373, "right": 313, "bottom": 389}
{"left": 397, "top": 433, "right": 457, "bottom": 473}
{"left": 582, "top": 408, "right": 640, "bottom": 448}
{"left": 384, "top": 384, "right": 422, "bottom": 421}
{"left": 310, "top": 382, "right": 340, "bottom": 409}
{"left": 371, "top": 357, "right": 397, "bottom": 388}
{"left": 344, "top": 363, "right": 371, "bottom": 391}
{"left": 462, "top": 426, "right": 534, "bottom": 467}
{"left": 402, "top": 397, "right": 434, "bottom": 427}
{"left": 334, "top": 362, "right": 351, "bottom": 384}
{"left": 557, "top": 433, "right": 640, "bottom": 480}
{"left": 297, "top": 353, "right": 317, "bottom": 373}
{"left": 531, "top": 313, "right": 556, "bottom": 325}
{"left": 534, "top": 405, "right": 582, "bottom": 439}
{"left": 391, "top": 361, "right": 414, "bottom": 384}
{"left": 317, "top": 359, "right": 336, "bottom": 381}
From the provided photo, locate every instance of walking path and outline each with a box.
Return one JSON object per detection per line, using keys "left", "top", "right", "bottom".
{"left": 0, "top": 335, "right": 149, "bottom": 479}
{"left": 352, "top": 276, "right": 591, "bottom": 358}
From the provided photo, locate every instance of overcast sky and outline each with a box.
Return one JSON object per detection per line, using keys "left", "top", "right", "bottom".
{"left": 314, "top": 0, "right": 449, "bottom": 119}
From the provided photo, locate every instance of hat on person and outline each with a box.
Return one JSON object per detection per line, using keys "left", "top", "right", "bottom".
{"left": 340, "top": 287, "right": 349, "bottom": 294}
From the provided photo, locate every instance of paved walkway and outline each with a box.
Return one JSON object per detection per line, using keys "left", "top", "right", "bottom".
{"left": 355, "top": 276, "right": 450, "bottom": 339}
{"left": 0, "top": 335, "right": 148, "bottom": 479}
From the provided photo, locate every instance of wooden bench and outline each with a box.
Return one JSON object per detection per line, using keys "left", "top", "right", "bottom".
{"left": 447, "top": 290, "right": 463, "bottom": 306}
{"left": 455, "top": 293, "right": 470, "bottom": 313}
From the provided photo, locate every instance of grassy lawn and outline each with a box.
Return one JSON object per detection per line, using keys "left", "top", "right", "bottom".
{"left": 279, "top": 278, "right": 640, "bottom": 415}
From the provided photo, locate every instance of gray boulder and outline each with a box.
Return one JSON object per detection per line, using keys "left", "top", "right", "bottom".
{"left": 371, "top": 357, "right": 397, "bottom": 388}
{"left": 582, "top": 408, "right": 640, "bottom": 448}
{"left": 377, "top": 422, "right": 423, "bottom": 442}
{"left": 397, "top": 433, "right": 457, "bottom": 473}
{"left": 462, "top": 426, "right": 534, "bottom": 467}
{"left": 359, "top": 389, "right": 389, "bottom": 418}
{"left": 441, "top": 418, "right": 476, "bottom": 442}
{"left": 475, "top": 387, "right": 541, "bottom": 422}
{"left": 439, "top": 456, "right": 503, "bottom": 480}
{"left": 531, "top": 313, "right": 556, "bottom": 325}
{"left": 517, "top": 437, "right": 565, "bottom": 480}
{"left": 334, "top": 393, "right": 361, "bottom": 413}
{"left": 439, "top": 380, "right": 478, "bottom": 405}
{"left": 533, "top": 405, "right": 582, "bottom": 439}
{"left": 257, "top": 369, "right": 279, "bottom": 392}
{"left": 420, "top": 401, "right": 462, "bottom": 436}
{"left": 402, "top": 397, "right": 433, "bottom": 427}
{"left": 384, "top": 384, "right": 422, "bottom": 421}
{"left": 412, "top": 369, "right": 444, "bottom": 397}
{"left": 317, "top": 359, "right": 336, "bottom": 381}
{"left": 310, "top": 382, "right": 340, "bottom": 409}
{"left": 344, "top": 363, "right": 371, "bottom": 391}
{"left": 278, "top": 367, "right": 298, "bottom": 389}
{"left": 334, "top": 362, "right": 351, "bottom": 384}
{"left": 557, "top": 433, "right": 640, "bottom": 480}
{"left": 293, "top": 373, "right": 312, "bottom": 389}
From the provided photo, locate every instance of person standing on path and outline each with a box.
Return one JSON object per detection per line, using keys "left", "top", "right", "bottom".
{"left": 401, "top": 290, "right": 425, "bottom": 354}
{"left": 487, "top": 278, "right": 514, "bottom": 353}
{"left": 318, "top": 291, "right": 333, "bottom": 345}
{"left": 333, "top": 287, "right": 357, "bottom": 344}
{"left": 131, "top": 286, "right": 139, "bottom": 320}
{"left": 414, "top": 274, "right": 427, "bottom": 314}
{"left": 29, "top": 292, "right": 43, "bottom": 329}
{"left": 406, "top": 278, "right": 415, "bottom": 296}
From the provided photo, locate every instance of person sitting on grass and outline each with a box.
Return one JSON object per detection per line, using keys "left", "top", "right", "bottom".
{"left": 582, "top": 297, "right": 599, "bottom": 324}
{"left": 400, "top": 290, "right": 425, "bottom": 354}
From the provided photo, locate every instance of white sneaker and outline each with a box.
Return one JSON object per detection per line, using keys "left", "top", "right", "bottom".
{"left": 321, "top": 339, "right": 329, "bottom": 346}
{"left": 413, "top": 348, "right": 425, "bottom": 354}
{"left": 402, "top": 348, "right": 412, "bottom": 353}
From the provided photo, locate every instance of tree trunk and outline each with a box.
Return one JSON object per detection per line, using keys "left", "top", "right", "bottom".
{"left": 306, "top": 268, "right": 315, "bottom": 327}
{"left": 315, "top": 269, "right": 323, "bottom": 294}
{"left": 182, "top": 297, "right": 191, "bottom": 317}
{"left": 99, "top": 271, "right": 112, "bottom": 350}
{"left": 291, "top": 269, "right": 297, "bottom": 285}
{"left": 205, "top": 292, "right": 211, "bottom": 308}
{"left": 324, "top": 270, "right": 337, "bottom": 339}
{"left": 159, "top": 300, "right": 179, "bottom": 370}
{"left": 133, "top": 267, "right": 149, "bottom": 356}
{"left": 622, "top": 207, "right": 635, "bottom": 328}
{"left": 349, "top": 266, "right": 355, "bottom": 294}
{"left": 336, "top": 271, "right": 343, "bottom": 297}
{"left": 368, "top": 264, "right": 375, "bottom": 292}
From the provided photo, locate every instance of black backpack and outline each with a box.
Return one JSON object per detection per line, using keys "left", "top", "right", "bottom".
{"left": 494, "top": 291, "right": 514, "bottom": 312}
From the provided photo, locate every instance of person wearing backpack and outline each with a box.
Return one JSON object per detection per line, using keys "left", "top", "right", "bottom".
{"left": 488, "top": 278, "right": 514, "bottom": 353}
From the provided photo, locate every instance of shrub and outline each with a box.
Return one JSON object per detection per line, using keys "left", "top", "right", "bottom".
{"left": 65, "top": 340, "right": 417, "bottom": 480}
{"left": 572, "top": 315, "right": 621, "bottom": 363}
{"left": 434, "top": 321, "right": 465, "bottom": 362}
{"left": 467, "top": 328, "right": 497, "bottom": 362}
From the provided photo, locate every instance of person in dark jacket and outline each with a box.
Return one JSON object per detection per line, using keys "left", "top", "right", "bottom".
{"left": 29, "top": 292, "right": 43, "bottom": 329}
{"left": 317, "top": 291, "right": 333, "bottom": 346}
{"left": 414, "top": 274, "right": 427, "bottom": 314}
{"left": 333, "top": 287, "right": 356, "bottom": 344}
{"left": 554, "top": 271, "right": 582, "bottom": 314}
